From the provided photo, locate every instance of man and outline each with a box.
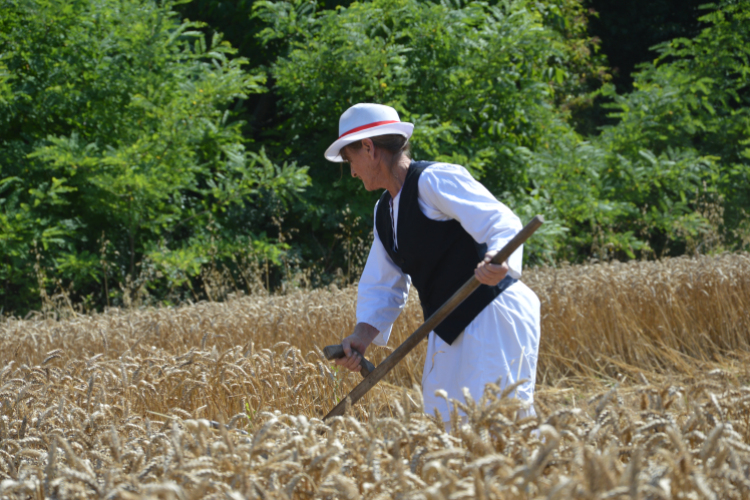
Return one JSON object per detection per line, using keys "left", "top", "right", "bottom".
{"left": 325, "top": 103, "right": 541, "bottom": 423}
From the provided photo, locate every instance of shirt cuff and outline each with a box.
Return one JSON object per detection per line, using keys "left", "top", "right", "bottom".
{"left": 487, "top": 242, "right": 524, "bottom": 279}
{"left": 371, "top": 325, "right": 393, "bottom": 346}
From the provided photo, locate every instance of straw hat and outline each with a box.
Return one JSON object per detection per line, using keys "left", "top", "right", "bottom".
{"left": 324, "top": 103, "right": 414, "bottom": 162}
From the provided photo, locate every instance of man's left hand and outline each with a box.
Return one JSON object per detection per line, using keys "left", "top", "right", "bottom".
{"left": 475, "top": 250, "right": 509, "bottom": 286}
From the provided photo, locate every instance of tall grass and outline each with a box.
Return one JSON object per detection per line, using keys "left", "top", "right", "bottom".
{"left": 7, "top": 252, "right": 749, "bottom": 386}
{"left": 525, "top": 252, "right": 750, "bottom": 382}
{"left": 0, "top": 253, "right": 748, "bottom": 498}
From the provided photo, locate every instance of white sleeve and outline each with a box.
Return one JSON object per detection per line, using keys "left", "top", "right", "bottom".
{"left": 356, "top": 203, "right": 411, "bottom": 346}
{"left": 418, "top": 164, "right": 524, "bottom": 278}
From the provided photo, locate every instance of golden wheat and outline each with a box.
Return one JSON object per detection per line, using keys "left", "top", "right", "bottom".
{"left": 524, "top": 252, "right": 750, "bottom": 382}
{"left": 0, "top": 252, "right": 748, "bottom": 498}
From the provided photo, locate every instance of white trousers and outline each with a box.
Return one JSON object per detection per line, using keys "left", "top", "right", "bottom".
{"left": 421, "top": 280, "right": 541, "bottom": 421}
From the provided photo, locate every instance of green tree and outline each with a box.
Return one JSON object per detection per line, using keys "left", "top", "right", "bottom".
{"left": 0, "top": 0, "right": 309, "bottom": 314}
{"left": 594, "top": 0, "right": 750, "bottom": 253}
{"left": 256, "top": 0, "right": 603, "bottom": 265}
{"left": 257, "top": 0, "right": 723, "bottom": 265}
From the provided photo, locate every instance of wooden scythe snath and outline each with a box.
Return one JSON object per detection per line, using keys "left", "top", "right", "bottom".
{"left": 323, "top": 215, "right": 544, "bottom": 421}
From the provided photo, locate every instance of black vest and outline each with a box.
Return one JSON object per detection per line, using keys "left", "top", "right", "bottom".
{"left": 375, "top": 161, "right": 516, "bottom": 345}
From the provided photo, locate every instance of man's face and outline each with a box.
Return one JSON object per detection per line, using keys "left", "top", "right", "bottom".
{"left": 342, "top": 141, "right": 380, "bottom": 191}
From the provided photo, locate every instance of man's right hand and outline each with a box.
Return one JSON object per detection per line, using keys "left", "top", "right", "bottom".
{"left": 335, "top": 322, "right": 380, "bottom": 372}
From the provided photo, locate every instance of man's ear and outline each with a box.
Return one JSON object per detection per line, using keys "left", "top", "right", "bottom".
{"left": 362, "top": 138, "right": 375, "bottom": 158}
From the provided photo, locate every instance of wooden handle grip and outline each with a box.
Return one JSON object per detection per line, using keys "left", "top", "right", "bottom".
{"left": 323, "top": 344, "right": 375, "bottom": 378}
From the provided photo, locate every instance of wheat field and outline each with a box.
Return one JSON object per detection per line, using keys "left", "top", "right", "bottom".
{"left": 0, "top": 253, "right": 749, "bottom": 499}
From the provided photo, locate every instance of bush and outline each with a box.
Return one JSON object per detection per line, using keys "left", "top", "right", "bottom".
{"left": 0, "top": 0, "right": 309, "bottom": 314}
{"left": 257, "top": 0, "right": 601, "bottom": 264}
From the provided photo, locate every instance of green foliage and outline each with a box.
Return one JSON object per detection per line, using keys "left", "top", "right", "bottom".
{"left": 257, "top": 0, "right": 744, "bottom": 265}
{"left": 265, "top": 0, "right": 576, "bottom": 177}
{"left": 516, "top": 0, "right": 750, "bottom": 261}
{"left": 519, "top": 135, "right": 721, "bottom": 261}
{"left": 256, "top": 0, "right": 604, "bottom": 266}
{"left": 0, "top": 0, "right": 309, "bottom": 313}
{"left": 0, "top": 0, "right": 748, "bottom": 315}
{"left": 593, "top": 0, "right": 750, "bottom": 253}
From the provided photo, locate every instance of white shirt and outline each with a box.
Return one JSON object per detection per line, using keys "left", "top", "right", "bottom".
{"left": 356, "top": 163, "right": 524, "bottom": 346}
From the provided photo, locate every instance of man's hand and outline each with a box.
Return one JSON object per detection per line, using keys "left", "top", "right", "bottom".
{"left": 335, "top": 322, "right": 380, "bottom": 373}
{"left": 475, "top": 250, "right": 509, "bottom": 286}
